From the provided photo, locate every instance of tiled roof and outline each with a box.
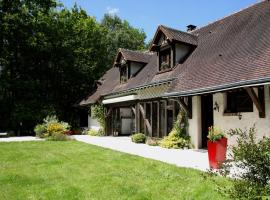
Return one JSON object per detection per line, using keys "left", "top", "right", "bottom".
{"left": 81, "top": 0, "right": 270, "bottom": 104}
{"left": 79, "top": 67, "right": 119, "bottom": 105}
{"left": 168, "top": 0, "right": 270, "bottom": 94}
{"left": 158, "top": 25, "right": 198, "bottom": 46}
{"left": 80, "top": 50, "right": 155, "bottom": 105}
{"left": 116, "top": 48, "right": 152, "bottom": 64}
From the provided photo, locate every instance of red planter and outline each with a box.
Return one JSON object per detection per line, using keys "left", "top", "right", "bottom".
{"left": 207, "top": 137, "right": 227, "bottom": 169}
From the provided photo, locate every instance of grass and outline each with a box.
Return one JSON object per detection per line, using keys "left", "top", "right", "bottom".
{"left": 0, "top": 141, "right": 230, "bottom": 200}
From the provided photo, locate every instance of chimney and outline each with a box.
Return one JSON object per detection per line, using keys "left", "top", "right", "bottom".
{"left": 187, "top": 24, "right": 196, "bottom": 32}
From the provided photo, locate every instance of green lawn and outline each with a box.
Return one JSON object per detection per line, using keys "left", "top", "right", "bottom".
{"left": 0, "top": 141, "right": 230, "bottom": 200}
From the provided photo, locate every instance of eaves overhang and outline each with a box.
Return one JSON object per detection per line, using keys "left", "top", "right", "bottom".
{"left": 163, "top": 77, "right": 270, "bottom": 97}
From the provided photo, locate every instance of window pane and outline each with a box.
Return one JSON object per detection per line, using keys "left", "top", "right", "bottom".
{"left": 159, "top": 48, "right": 171, "bottom": 71}
{"left": 226, "top": 90, "right": 253, "bottom": 113}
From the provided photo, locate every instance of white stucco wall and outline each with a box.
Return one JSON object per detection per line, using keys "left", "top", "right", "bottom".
{"left": 213, "top": 85, "right": 270, "bottom": 146}
{"left": 175, "top": 43, "right": 191, "bottom": 64}
{"left": 188, "top": 96, "right": 202, "bottom": 149}
{"left": 187, "top": 86, "right": 270, "bottom": 149}
{"left": 130, "top": 62, "right": 143, "bottom": 77}
{"left": 88, "top": 106, "right": 101, "bottom": 130}
{"left": 88, "top": 115, "right": 101, "bottom": 130}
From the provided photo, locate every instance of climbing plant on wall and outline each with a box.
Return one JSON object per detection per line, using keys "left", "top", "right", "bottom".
{"left": 90, "top": 105, "right": 106, "bottom": 133}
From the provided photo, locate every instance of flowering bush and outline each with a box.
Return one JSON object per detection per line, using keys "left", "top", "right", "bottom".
{"left": 34, "top": 115, "right": 70, "bottom": 141}
{"left": 46, "top": 122, "right": 67, "bottom": 136}
{"left": 207, "top": 126, "right": 226, "bottom": 141}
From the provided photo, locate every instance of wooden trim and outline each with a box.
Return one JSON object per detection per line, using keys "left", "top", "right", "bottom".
{"left": 188, "top": 97, "right": 192, "bottom": 119}
{"left": 131, "top": 107, "right": 136, "bottom": 115}
{"left": 172, "top": 43, "right": 176, "bottom": 66}
{"left": 105, "top": 108, "right": 112, "bottom": 118}
{"left": 164, "top": 100, "right": 167, "bottom": 136}
{"left": 150, "top": 102, "right": 153, "bottom": 137}
{"left": 143, "top": 103, "right": 147, "bottom": 134}
{"left": 245, "top": 87, "right": 265, "bottom": 118}
{"left": 157, "top": 101, "right": 160, "bottom": 138}
{"left": 171, "top": 98, "right": 192, "bottom": 119}
{"left": 172, "top": 101, "right": 176, "bottom": 123}
{"left": 138, "top": 103, "right": 152, "bottom": 135}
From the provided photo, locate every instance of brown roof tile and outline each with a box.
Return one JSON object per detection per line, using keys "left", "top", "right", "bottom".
{"left": 159, "top": 25, "right": 198, "bottom": 46}
{"left": 82, "top": 0, "right": 270, "bottom": 104}
{"left": 115, "top": 48, "right": 152, "bottom": 65}
{"left": 168, "top": 0, "right": 270, "bottom": 94}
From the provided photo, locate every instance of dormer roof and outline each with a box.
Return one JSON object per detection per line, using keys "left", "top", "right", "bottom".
{"left": 114, "top": 48, "right": 152, "bottom": 67}
{"left": 150, "top": 25, "right": 198, "bottom": 51}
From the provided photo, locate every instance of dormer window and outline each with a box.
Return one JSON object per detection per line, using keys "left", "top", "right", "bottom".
{"left": 159, "top": 48, "right": 171, "bottom": 71}
{"left": 114, "top": 48, "right": 152, "bottom": 84}
{"left": 120, "top": 64, "right": 127, "bottom": 83}
{"left": 150, "top": 25, "right": 198, "bottom": 73}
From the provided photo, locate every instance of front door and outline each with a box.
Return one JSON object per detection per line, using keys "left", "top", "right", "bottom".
{"left": 201, "top": 94, "right": 213, "bottom": 148}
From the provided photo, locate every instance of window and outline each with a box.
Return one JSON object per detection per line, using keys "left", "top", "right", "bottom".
{"left": 226, "top": 90, "right": 253, "bottom": 113}
{"left": 159, "top": 48, "right": 171, "bottom": 71}
{"left": 120, "top": 65, "right": 127, "bottom": 83}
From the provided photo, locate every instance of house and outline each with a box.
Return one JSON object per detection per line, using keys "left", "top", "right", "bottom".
{"left": 80, "top": 1, "right": 270, "bottom": 149}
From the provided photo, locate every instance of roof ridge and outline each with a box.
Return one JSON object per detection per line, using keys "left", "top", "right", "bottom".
{"left": 119, "top": 48, "right": 152, "bottom": 55}
{"left": 160, "top": 24, "right": 197, "bottom": 37}
{"left": 191, "top": 0, "right": 267, "bottom": 33}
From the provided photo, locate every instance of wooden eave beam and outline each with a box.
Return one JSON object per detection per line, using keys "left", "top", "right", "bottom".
{"left": 105, "top": 108, "right": 112, "bottom": 118}
{"left": 138, "top": 103, "right": 152, "bottom": 135}
{"left": 245, "top": 87, "right": 265, "bottom": 118}
{"left": 131, "top": 107, "right": 136, "bottom": 115}
{"left": 171, "top": 98, "right": 192, "bottom": 119}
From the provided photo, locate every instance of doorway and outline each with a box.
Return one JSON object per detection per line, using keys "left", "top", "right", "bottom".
{"left": 201, "top": 94, "right": 213, "bottom": 148}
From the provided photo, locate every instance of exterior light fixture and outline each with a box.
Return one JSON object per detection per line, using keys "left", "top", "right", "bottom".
{"left": 214, "top": 101, "right": 219, "bottom": 112}
{"left": 238, "top": 113, "right": 242, "bottom": 120}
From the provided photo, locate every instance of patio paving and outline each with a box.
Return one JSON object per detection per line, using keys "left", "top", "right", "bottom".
{"left": 0, "top": 136, "right": 44, "bottom": 142}
{"left": 73, "top": 135, "right": 209, "bottom": 171}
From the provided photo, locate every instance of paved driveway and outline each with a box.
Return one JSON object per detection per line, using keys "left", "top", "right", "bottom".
{"left": 73, "top": 135, "right": 209, "bottom": 171}
{"left": 0, "top": 136, "right": 44, "bottom": 142}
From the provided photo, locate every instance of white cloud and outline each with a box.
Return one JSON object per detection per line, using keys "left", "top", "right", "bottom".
{"left": 106, "top": 6, "right": 119, "bottom": 15}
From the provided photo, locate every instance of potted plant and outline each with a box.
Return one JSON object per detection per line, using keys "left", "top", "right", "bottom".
{"left": 207, "top": 126, "right": 227, "bottom": 169}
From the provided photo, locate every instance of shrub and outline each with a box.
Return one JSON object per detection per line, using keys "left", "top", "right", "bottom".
{"left": 87, "top": 129, "right": 104, "bottom": 136}
{"left": 46, "top": 122, "right": 67, "bottom": 136}
{"left": 49, "top": 132, "right": 71, "bottom": 141}
{"left": 34, "top": 115, "right": 70, "bottom": 141}
{"left": 131, "top": 133, "right": 146, "bottom": 143}
{"left": 159, "top": 129, "right": 190, "bottom": 149}
{"left": 146, "top": 137, "right": 160, "bottom": 146}
{"left": 214, "top": 125, "right": 270, "bottom": 199}
{"left": 160, "top": 111, "right": 191, "bottom": 149}
{"left": 34, "top": 124, "right": 46, "bottom": 138}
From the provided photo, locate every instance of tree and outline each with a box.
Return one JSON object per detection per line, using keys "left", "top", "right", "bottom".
{"left": 101, "top": 14, "right": 147, "bottom": 68}
{"left": 0, "top": 1, "right": 146, "bottom": 134}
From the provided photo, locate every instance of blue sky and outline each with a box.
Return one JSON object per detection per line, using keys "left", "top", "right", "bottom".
{"left": 60, "top": 0, "right": 258, "bottom": 42}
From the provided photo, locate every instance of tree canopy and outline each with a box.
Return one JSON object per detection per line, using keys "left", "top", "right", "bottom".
{"left": 0, "top": 0, "right": 146, "bottom": 134}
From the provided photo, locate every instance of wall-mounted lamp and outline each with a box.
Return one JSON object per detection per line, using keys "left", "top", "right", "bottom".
{"left": 238, "top": 113, "right": 242, "bottom": 120}
{"left": 213, "top": 101, "right": 219, "bottom": 112}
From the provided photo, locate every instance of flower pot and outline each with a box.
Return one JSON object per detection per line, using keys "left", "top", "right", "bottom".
{"left": 207, "top": 137, "right": 227, "bottom": 169}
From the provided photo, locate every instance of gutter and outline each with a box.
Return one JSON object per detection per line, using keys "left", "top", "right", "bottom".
{"left": 103, "top": 78, "right": 175, "bottom": 99}
{"left": 163, "top": 77, "right": 270, "bottom": 97}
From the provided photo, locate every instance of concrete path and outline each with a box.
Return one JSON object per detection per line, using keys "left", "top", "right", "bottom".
{"left": 73, "top": 135, "right": 209, "bottom": 171}
{"left": 0, "top": 136, "right": 44, "bottom": 142}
